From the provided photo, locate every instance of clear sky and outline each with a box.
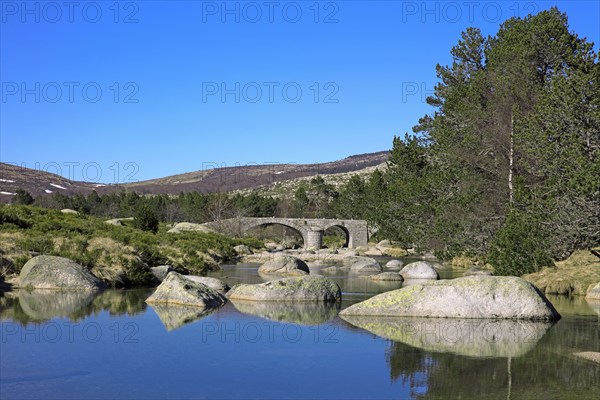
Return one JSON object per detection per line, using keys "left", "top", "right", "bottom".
{"left": 1, "top": 1, "right": 598, "bottom": 183}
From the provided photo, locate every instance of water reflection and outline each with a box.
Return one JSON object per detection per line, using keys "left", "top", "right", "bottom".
{"left": 0, "top": 289, "right": 150, "bottom": 324}
{"left": 385, "top": 316, "right": 600, "bottom": 399}
{"left": 341, "top": 316, "right": 553, "bottom": 358}
{"left": 148, "top": 303, "right": 218, "bottom": 331}
{"left": 230, "top": 299, "right": 340, "bottom": 325}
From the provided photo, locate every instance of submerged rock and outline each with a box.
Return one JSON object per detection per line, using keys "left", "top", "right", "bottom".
{"left": 227, "top": 275, "right": 341, "bottom": 302}
{"left": 340, "top": 275, "right": 560, "bottom": 321}
{"left": 184, "top": 276, "right": 230, "bottom": 293}
{"left": 257, "top": 255, "right": 309, "bottom": 276}
{"left": 341, "top": 316, "right": 553, "bottom": 358}
{"left": 19, "top": 256, "right": 105, "bottom": 291}
{"left": 146, "top": 272, "right": 227, "bottom": 309}
{"left": 399, "top": 261, "right": 439, "bottom": 280}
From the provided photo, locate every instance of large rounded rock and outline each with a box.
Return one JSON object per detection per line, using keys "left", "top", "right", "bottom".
{"left": 340, "top": 276, "right": 561, "bottom": 321}
{"left": 184, "top": 276, "right": 229, "bottom": 293}
{"left": 369, "top": 272, "right": 404, "bottom": 281}
{"left": 146, "top": 272, "right": 227, "bottom": 309}
{"left": 257, "top": 255, "right": 309, "bottom": 276}
{"left": 19, "top": 256, "right": 105, "bottom": 291}
{"left": 227, "top": 276, "right": 341, "bottom": 302}
{"left": 350, "top": 259, "right": 383, "bottom": 273}
{"left": 399, "top": 261, "right": 439, "bottom": 280}
{"left": 586, "top": 282, "right": 600, "bottom": 300}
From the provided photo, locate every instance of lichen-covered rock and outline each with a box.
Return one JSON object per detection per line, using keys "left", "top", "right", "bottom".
{"left": 184, "top": 276, "right": 229, "bottom": 293}
{"left": 227, "top": 276, "right": 341, "bottom": 302}
{"left": 399, "top": 261, "right": 439, "bottom": 280}
{"left": 19, "top": 256, "right": 105, "bottom": 291}
{"left": 586, "top": 282, "right": 600, "bottom": 300}
{"left": 146, "top": 272, "right": 227, "bottom": 309}
{"left": 257, "top": 255, "right": 309, "bottom": 276}
{"left": 150, "top": 265, "right": 174, "bottom": 282}
{"left": 340, "top": 275, "right": 560, "bottom": 321}
{"left": 369, "top": 272, "right": 403, "bottom": 281}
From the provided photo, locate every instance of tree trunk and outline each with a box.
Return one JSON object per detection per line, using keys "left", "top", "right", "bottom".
{"left": 508, "top": 111, "right": 515, "bottom": 205}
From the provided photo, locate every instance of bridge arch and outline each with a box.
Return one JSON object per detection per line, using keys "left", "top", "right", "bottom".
{"left": 241, "top": 219, "right": 309, "bottom": 248}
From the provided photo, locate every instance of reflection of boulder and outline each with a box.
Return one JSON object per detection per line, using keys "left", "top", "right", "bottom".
{"left": 149, "top": 303, "right": 216, "bottom": 331}
{"left": 341, "top": 315, "right": 553, "bottom": 358}
{"left": 258, "top": 255, "right": 309, "bottom": 276}
{"left": 585, "top": 299, "right": 600, "bottom": 317}
{"left": 17, "top": 290, "right": 95, "bottom": 322}
{"left": 230, "top": 299, "right": 339, "bottom": 325}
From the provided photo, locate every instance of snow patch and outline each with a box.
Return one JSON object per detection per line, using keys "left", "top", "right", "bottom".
{"left": 45, "top": 189, "right": 53, "bottom": 194}
{"left": 0, "top": 179, "right": 15, "bottom": 183}
{"left": 0, "top": 191, "right": 16, "bottom": 195}
{"left": 275, "top": 171, "right": 284, "bottom": 175}
{"left": 50, "top": 183, "right": 67, "bottom": 190}
{"left": 94, "top": 184, "right": 107, "bottom": 187}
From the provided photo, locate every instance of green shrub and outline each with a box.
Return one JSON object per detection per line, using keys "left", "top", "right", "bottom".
{"left": 133, "top": 204, "right": 159, "bottom": 233}
{"left": 488, "top": 209, "right": 553, "bottom": 276}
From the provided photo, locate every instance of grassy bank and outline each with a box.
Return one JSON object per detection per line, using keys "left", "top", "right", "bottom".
{"left": 0, "top": 205, "right": 259, "bottom": 287}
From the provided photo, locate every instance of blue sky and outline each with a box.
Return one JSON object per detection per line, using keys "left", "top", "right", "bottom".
{"left": 1, "top": 1, "right": 598, "bottom": 183}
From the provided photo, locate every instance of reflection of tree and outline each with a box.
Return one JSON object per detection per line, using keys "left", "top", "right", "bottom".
{"left": 385, "top": 319, "right": 600, "bottom": 399}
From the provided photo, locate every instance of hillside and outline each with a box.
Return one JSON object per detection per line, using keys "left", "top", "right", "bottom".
{"left": 0, "top": 151, "right": 389, "bottom": 201}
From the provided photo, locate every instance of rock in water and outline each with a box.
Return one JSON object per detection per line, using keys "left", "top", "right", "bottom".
{"left": 228, "top": 276, "right": 341, "bottom": 302}
{"left": 385, "top": 259, "right": 404, "bottom": 270}
{"left": 146, "top": 272, "right": 227, "bottom": 309}
{"left": 399, "top": 261, "right": 439, "bottom": 280}
{"left": 586, "top": 282, "right": 600, "bottom": 300}
{"left": 350, "top": 258, "right": 383, "bottom": 273}
{"left": 19, "top": 256, "right": 105, "bottom": 290}
{"left": 257, "top": 255, "right": 310, "bottom": 276}
{"left": 184, "top": 276, "right": 230, "bottom": 293}
{"left": 340, "top": 275, "right": 560, "bottom": 321}
{"left": 369, "top": 272, "right": 403, "bottom": 281}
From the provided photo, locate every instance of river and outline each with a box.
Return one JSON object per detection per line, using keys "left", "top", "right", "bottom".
{"left": 1, "top": 260, "right": 598, "bottom": 399}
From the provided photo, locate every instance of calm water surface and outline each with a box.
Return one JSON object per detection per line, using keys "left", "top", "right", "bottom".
{"left": 1, "top": 261, "right": 598, "bottom": 399}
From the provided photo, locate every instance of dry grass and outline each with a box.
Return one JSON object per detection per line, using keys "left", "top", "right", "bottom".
{"left": 523, "top": 249, "right": 600, "bottom": 296}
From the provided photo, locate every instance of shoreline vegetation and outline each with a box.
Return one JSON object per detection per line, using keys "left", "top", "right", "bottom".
{"left": 0, "top": 204, "right": 598, "bottom": 298}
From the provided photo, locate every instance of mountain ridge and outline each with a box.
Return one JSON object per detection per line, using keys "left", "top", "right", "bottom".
{"left": 0, "top": 150, "right": 389, "bottom": 201}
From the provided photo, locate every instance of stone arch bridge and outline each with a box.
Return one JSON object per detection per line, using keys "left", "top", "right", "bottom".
{"left": 204, "top": 217, "right": 369, "bottom": 249}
